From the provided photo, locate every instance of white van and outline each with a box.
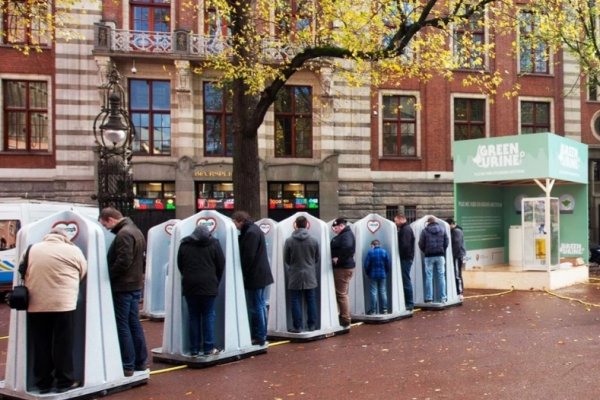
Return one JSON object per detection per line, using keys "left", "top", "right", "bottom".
{"left": 0, "top": 198, "right": 99, "bottom": 291}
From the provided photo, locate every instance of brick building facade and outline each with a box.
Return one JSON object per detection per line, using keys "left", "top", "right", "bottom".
{"left": 2, "top": 1, "right": 600, "bottom": 242}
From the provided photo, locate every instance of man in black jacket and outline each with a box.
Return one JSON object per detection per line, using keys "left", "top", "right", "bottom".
{"left": 99, "top": 207, "right": 148, "bottom": 377}
{"left": 446, "top": 218, "right": 465, "bottom": 300}
{"left": 330, "top": 218, "right": 355, "bottom": 328}
{"left": 394, "top": 214, "right": 415, "bottom": 311}
{"left": 177, "top": 224, "right": 225, "bottom": 356}
{"left": 232, "top": 211, "right": 274, "bottom": 346}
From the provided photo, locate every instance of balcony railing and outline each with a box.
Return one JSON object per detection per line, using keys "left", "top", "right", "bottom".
{"left": 94, "top": 24, "right": 299, "bottom": 61}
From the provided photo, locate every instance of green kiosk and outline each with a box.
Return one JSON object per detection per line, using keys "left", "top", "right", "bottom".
{"left": 453, "top": 132, "right": 589, "bottom": 290}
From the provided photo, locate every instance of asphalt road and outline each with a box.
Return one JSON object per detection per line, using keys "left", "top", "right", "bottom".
{"left": 2, "top": 282, "right": 600, "bottom": 399}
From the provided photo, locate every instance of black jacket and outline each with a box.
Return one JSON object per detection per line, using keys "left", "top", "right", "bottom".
{"left": 450, "top": 225, "right": 466, "bottom": 259}
{"left": 397, "top": 222, "right": 415, "bottom": 261}
{"left": 238, "top": 221, "right": 274, "bottom": 289}
{"left": 177, "top": 229, "right": 225, "bottom": 297}
{"left": 108, "top": 218, "right": 146, "bottom": 292}
{"left": 330, "top": 225, "right": 356, "bottom": 269}
{"left": 418, "top": 222, "right": 449, "bottom": 257}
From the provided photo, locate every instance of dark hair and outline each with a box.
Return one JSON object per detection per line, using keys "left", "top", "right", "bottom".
{"left": 332, "top": 217, "right": 347, "bottom": 227}
{"left": 231, "top": 210, "right": 250, "bottom": 223}
{"left": 295, "top": 215, "right": 308, "bottom": 228}
{"left": 445, "top": 218, "right": 455, "bottom": 225}
{"left": 99, "top": 207, "right": 123, "bottom": 221}
{"left": 427, "top": 216, "right": 437, "bottom": 224}
{"left": 371, "top": 239, "right": 380, "bottom": 246}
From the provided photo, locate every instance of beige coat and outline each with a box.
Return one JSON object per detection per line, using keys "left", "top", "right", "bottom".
{"left": 25, "top": 233, "right": 87, "bottom": 312}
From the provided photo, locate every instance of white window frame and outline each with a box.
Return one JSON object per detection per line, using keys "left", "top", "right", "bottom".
{"left": 378, "top": 90, "right": 421, "bottom": 158}
{"left": 516, "top": 8, "right": 554, "bottom": 76}
{"left": 518, "top": 96, "right": 554, "bottom": 135}
{"left": 450, "top": 8, "right": 489, "bottom": 71}
{"left": 450, "top": 93, "right": 489, "bottom": 156}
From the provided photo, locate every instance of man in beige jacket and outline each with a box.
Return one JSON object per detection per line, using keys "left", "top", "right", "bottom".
{"left": 25, "top": 227, "right": 87, "bottom": 394}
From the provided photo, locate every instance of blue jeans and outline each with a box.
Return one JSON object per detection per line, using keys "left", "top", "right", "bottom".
{"left": 368, "top": 278, "right": 388, "bottom": 313}
{"left": 423, "top": 256, "right": 446, "bottom": 302}
{"left": 400, "top": 258, "right": 414, "bottom": 309}
{"left": 246, "top": 288, "right": 268, "bottom": 343}
{"left": 185, "top": 295, "right": 217, "bottom": 354}
{"left": 290, "top": 288, "right": 317, "bottom": 330}
{"left": 113, "top": 290, "right": 148, "bottom": 371}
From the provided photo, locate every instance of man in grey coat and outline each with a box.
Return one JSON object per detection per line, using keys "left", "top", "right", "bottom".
{"left": 284, "top": 215, "right": 320, "bottom": 333}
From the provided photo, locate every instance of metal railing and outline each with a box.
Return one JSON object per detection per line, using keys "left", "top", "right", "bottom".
{"left": 98, "top": 26, "right": 300, "bottom": 61}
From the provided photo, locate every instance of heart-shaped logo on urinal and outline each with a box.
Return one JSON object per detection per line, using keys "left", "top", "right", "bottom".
{"left": 367, "top": 220, "right": 381, "bottom": 234}
{"left": 259, "top": 223, "right": 271, "bottom": 235}
{"left": 165, "top": 223, "right": 176, "bottom": 236}
{"left": 52, "top": 221, "right": 79, "bottom": 241}
{"left": 196, "top": 217, "right": 217, "bottom": 233}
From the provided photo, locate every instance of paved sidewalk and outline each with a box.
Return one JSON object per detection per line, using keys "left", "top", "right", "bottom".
{"left": 2, "top": 282, "right": 600, "bottom": 399}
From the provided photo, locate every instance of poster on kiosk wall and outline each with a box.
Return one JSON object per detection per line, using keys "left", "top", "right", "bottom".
{"left": 453, "top": 132, "right": 588, "bottom": 271}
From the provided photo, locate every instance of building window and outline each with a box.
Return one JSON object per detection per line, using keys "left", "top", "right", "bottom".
{"left": 203, "top": 82, "right": 233, "bottom": 157}
{"left": 268, "top": 182, "right": 319, "bottom": 210}
{"left": 275, "top": 85, "right": 312, "bottom": 158}
{"left": 129, "top": 79, "right": 171, "bottom": 155}
{"left": 518, "top": 10, "right": 549, "bottom": 74}
{"left": 2, "top": 80, "right": 48, "bottom": 152}
{"left": 133, "top": 181, "right": 176, "bottom": 210}
{"left": 589, "top": 75, "right": 600, "bottom": 102}
{"left": 520, "top": 100, "right": 550, "bottom": 133}
{"left": 385, "top": 206, "right": 399, "bottom": 221}
{"left": 404, "top": 205, "right": 417, "bottom": 223}
{"left": 197, "top": 182, "right": 235, "bottom": 212}
{"left": 453, "top": 11, "right": 485, "bottom": 70}
{"left": 453, "top": 98, "right": 485, "bottom": 140}
{"left": 382, "top": 94, "right": 417, "bottom": 157}
{"left": 1, "top": 0, "right": 49, "bottom": 45}
{"left": 130, "top": 0, "right": 170, "bottom": 32}
{"left": 275, "top": 0, "right": 312, "bottom": 38}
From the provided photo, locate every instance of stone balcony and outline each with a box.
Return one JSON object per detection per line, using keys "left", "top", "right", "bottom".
{"left": 93, "top": 22, "right": 299, "bottom": 62}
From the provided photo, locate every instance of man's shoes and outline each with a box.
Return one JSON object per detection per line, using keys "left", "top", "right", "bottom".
{"left": 459, "top": 294, "right": 464, "bottom": 300}
{"left": 288, "top": 328, "right": 302, "bottom": 333}
{"left": 38, "top": 387, "right": 52, "bottom": 394}
{"left": 424, "top": 300, "right": 432, "bottom": 303}
{"left": 382, "top": 309, "right": 388, "bottom": 314}
{"left": 124, "top": 369, "right": 134, "bottom": 377}
{"left": 135, "top": 364, "right": 149, "bottom": 371}
{"left": 340, "top": 320, "right": 351, "bottom": 328}
{"left": 366, "top": 310, "right": 375, "bottom": 315}
{"left": 56, "top": 381, "right": 80, "bottom": 393}
{"left": 252, "top": 339, "right": 266, "bottom": 346}
{"left": 204, "top": 348, "right": 222, "bottom": 356}
{"left": 307, "top": 325, "right": 316, "bottom": 331}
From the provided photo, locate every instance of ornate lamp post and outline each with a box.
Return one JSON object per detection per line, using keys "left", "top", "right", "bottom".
{"left": 93, "top": 66, "right": 135, "bottom": 216}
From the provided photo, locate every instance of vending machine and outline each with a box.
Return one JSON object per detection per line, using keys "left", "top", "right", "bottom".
{"left": 521, "top": 197, "right": 560, "bottom": 271}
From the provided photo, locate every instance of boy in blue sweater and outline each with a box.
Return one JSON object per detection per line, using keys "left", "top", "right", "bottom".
{"left": 364, "top": 239, "right": 391, "bottom": 314}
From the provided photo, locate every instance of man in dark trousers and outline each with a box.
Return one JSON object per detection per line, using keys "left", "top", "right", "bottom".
{"left": 418, "top": 216, "right": 449, "bottom": 303}
{"left": 284, "top": 215, "right": 320, "bottom": 333}
{"left": 446, "top": 218, "right": 466, "bottom": 300}
{"left": 232, "top": 211, "right": 274, "bottom": 346}
{"left": 330, "top": 217, "right": 355, "bottom": 328}
{"left": 177, "top": 224, "right": 225, "bottom": 356}
{"left": 99, "top": 207, "right": 148, "bottom": 377}
{"left": 26, "top": 227, "right": 87, "bottom": 394}
{"left": 394, "top": 214, "right": 415, "bottom": 311}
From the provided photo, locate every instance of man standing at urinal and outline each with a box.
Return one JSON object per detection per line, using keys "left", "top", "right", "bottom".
{"left": 26, "top": 227, "right": 87, "bottom": 394}
{"left": 284, "top": 215, "right": 319, "bottom": 333}
{"left": 418, "top": 217, "right": 449, "bottom": 303}
{"left": 394, "top": 214, "right": 415, "bottom": 311}
{"left": 330, "top": 218, "right": 355, "bottom": 328}
{"left": 99, "top": 207, "right": 148, "bottom": 377}
{"left": 232, "top": 211, "right": 274, "bottom": 346}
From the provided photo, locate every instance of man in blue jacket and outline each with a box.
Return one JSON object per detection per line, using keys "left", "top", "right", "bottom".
{"left": 418, "top": 217, "right": 449, "bottom": 303}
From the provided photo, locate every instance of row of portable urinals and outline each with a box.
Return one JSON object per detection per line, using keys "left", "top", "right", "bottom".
{"left": 0, "top": 210, "right": 461, "bottom": 399}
